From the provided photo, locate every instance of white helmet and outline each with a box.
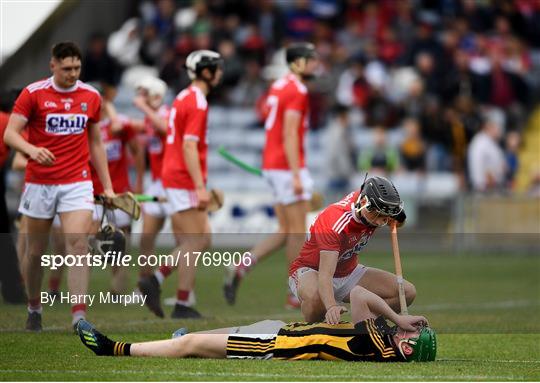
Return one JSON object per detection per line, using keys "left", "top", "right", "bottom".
{"left": 185, "top": 50, "right": 222, "bottom": 80}
{"left": 136, "top": 76, "right": 167, "bottom": 98}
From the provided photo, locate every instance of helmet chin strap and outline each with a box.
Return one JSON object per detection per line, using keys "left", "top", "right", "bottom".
{"left": 352, "top": 196, "right": 387, "bottom": 227}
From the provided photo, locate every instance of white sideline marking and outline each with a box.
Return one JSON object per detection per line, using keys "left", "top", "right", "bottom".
{"left": 0, "top": 368, "right": 528, "bottom": 380}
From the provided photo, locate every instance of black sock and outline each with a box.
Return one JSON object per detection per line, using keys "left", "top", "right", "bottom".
{"left": 113, "top": 342, "right": 132, "bottom": 356}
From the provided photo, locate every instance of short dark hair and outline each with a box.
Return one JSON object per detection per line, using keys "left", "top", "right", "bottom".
{"left": 51, "top": 41, "right": 82, "bottom": 61}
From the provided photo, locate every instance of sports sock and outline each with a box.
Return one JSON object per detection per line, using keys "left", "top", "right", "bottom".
{"left": 112, "top": 341, "right": 132, "bottom": 356}
{"left": 84, "top": 331, "right": 131, "bottom": 356}
{"left": 28, "top": 298, "right": 42, "bottom": 314}
{"left": 176, "top": 289, "right": 190, "bottom": 306}
{"left": 48, "top": 276, "right": 60, "bottom": 292}
{"left": 71, "top": 304, "right": 86, "bottom": 325}
{"left": 236, "top": 253, "right": 257, "bottom": 278}
{"left": 154, "top": 265, "right": 172, "bottom": 285}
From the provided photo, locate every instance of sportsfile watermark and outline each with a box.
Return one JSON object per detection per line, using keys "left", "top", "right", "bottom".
{"left": 4, "top": 232, "right": 537, "bottom": 334}
{"left": 40, "top": 251, "right": 253, "bottom": 270}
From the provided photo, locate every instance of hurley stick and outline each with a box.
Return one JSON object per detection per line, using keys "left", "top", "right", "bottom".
{"left": 391, "top": 221, "right": 408, "bottom": 315}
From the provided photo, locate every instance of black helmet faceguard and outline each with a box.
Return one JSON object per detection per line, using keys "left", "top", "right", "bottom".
{"left": 286, "top": 42, "right": 317, "bottom": 64}
{"left": 195, "top": 56, "right": 223, "bottom": 78}
{"left": 356, "top": 176, "right": 403, "bottom": 218}
{"left": 185, "top": 50, "right": 224, "bottom": 85}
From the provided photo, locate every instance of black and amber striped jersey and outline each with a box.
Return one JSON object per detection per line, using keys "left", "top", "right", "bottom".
{"left": 272, "top": 316, "right": 404, "bottom": 362}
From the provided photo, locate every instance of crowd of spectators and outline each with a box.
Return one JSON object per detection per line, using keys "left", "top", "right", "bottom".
{"left": 79, "top": 0, "right": 540, "bottom": 193}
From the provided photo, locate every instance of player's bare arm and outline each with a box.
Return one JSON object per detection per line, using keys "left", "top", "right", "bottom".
{"left": 283, "top": 110, "right": 302, "bottom": 195}
{"left": 183, "top": 139, "right": 209, "bottom": 209}
{"left": 133, "top": 96, "right": 168, "bottom": 134}
{"left": 127, "top": 136, "right": 145, "bottom": 194}
{"left": 350, "top": 286, "right": 426, "bottom": 331}
{"left": 103, "top": 101, "right": 122, "bottom": 135}
{"left": 319, "top": 250, "right": 347, "bottom": 324}
{"left": 88, "top": 122, "right": 114, "bottom": 198}
{"left": 4, "top": 114, "right": 55, "bottom": 165}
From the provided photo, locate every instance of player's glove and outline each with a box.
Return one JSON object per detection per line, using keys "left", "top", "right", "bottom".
{"left": 395, "top": 210, "right": 406, "bottom": 224}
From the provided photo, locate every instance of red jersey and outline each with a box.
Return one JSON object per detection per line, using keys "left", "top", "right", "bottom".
{"left": 262, "top": 74, "right": 309, "bottom": 170}
{"left": 290, "top": 191, "right": 377, "bottom": 278}
{"left": 90, "top": 115, "right": 135, "bottom": 195}
{"left": 146, "top": 104, "right": 170, "bottom": 181}
{"left": 12, "top": 77, "right": 101, "bottom": 184}
{"left": 162, "top": 85, "right": 208, "bottom": 189}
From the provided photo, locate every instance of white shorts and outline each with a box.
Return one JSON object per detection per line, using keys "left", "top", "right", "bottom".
{"left": 262, "top": 168, "right": 313, "bottom": 206}
{"left": 52, "top": 215, "right": 61, "bottom": 228}
{"left": 93, "top": 204, "right": 132, "bottom": 228}
{"left": 143, "top": 179, "right": 170, "bottom": 218}
{"left": 164, "top": 187, "right": 198, "bottom": 214}
{"left": 229, "top": 319, "right": 285, "bottom": 336}
{"left": 288, "top": 264, "right": 368, "bottom": 303}
{"left": 18, "top": 181, "right": 94, "bottom": 219}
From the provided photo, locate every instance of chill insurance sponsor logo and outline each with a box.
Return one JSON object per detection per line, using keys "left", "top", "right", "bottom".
{"left": 45, "top": 114, "right": 88, "bottom": 135}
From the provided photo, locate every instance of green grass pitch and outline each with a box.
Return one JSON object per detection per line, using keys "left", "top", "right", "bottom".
{"left": 0, "top": 249, "right": 539, "bottom": 381}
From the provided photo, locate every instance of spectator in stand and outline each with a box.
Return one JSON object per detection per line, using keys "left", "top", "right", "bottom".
{"left": 442, "top": 48, "right": 490, "bottom": 105}
{"left": 358, "top": 126, "right": 399, "bottom": 176}
{"left": 229, "top": 59, "right": 266, "bottom": 107}
{"left": 378, "top": 25, "right": 404, "bottom": 66}
{"left": 458, "top": 0, "right": 493, "bottom": 33}
{"left": 284, "top": 0, "right": 316, "bottom": 40}
{"left": 324, "top": 104, "right": 355, "bottom": 191}
{"left": 107, "top": 18, "right": 141, "bottom": 67}
{"left": 81, "top": 33, "right": 121, "bottom": 100}
{"left": 258, "top": 1, "right": 285, "bottom": 50}
{"left": 152, "top": 0, "right": 176, "bottom": 42}
{"left": 504, "top": 131, "right": 521, "bottom": 189}
{"left": 335, "top": 54, "right": 371, "bottom": 108}
{"left": 399, "top": 118, "right": 426, "bottom": 172}
{"left": 393, "top": 0, "right": 416, "bottom": 49}
{"left": 414, "top": 51, "right": 442, "bottom": 100}
{"left": 418, "top": 97, "right": 451, "bottom": 172}
{"left": 139, "top": 23, "right": 165, "bottom": 66}
{"left": 218, "top": 39, "right": 244, "bottom": 91}
{"left": 405, "top": 20, "right": 443, "bottom": 67}
{"left": 467, "top": 117, "right": 507, "bottom": 192}
{"left": 487, "top": 48, "right": 529, "bottom": 131}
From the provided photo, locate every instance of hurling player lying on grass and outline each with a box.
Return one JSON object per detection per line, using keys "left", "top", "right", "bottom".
{"left": 78, "top": 285, "right": 436, "bottom": 362}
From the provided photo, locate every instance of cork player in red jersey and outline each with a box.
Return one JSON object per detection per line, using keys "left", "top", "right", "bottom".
{"left": 224, "top": 43, "right": 319, "bottom": 309}
{"left": 138, "top": 50, "right": 223, "bottom": 319}
{"left": 3, "top": 42, "right": 115, "bottom": 331}
{"left": 130, "top": 77, "right": 170, "bottom": 279}
{"left": 287, "top": 176, "right": 416, "bottom": 325}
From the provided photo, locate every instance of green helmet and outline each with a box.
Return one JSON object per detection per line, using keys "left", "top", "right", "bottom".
{"left": 397, "top": 326, "right": 437, "bottom": 362}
